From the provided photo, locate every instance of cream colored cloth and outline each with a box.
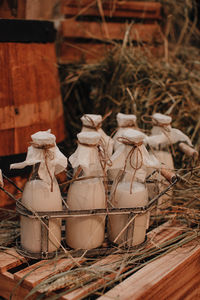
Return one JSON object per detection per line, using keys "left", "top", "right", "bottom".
{"left": 69, "top": 132, "right": 104, "bottom": 176}
{"left": 110, "top": 129, "right": 160, "bottom": 182}
{"left": 10, "top": 130, "right": 68, "bottom": 186}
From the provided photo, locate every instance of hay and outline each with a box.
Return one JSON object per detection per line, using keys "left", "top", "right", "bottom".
{"left": 60, "top": 44, "right": 200, "bottom": 160}
{"left": 0, "top": 208, "right": 19, "bottom": 247}
{"left": 59, "top": 0, "right": 200, "bottom": 158}
{"left": 1, "top": 1, "right": 200, "bottom": 298}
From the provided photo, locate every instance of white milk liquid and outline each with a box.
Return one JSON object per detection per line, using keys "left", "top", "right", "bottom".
{"left": 21, "top": 179, "right": 62, "bottom": 253}
{"left": 66, "top": 178, "right": 106, "bottom": 249}
{"left": 108, "top": 181, "right": 148, "bottom": 247}
{"left": 155, "top": 150, "right": 174, "bottom": 209}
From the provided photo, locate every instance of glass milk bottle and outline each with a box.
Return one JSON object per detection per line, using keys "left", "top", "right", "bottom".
{"left": 147, "top": 113, "right": 193, "bottom": 168}
{"left": 145, "top": 113, "right": 193, "bottom": 206}
{"left": 66, "top": 132, "right": 106, "bottom": 250}
{"left": 11, "top": 130, "right": 68, "bottom": 254}
{"left": 108, "top": 129, "right": 160, "bottom": 247}
{"left": 113, "top": 113, "right": 137, "bottom": 151}
{"left": 81, "top": 114, "right": 114, "bottom": 157}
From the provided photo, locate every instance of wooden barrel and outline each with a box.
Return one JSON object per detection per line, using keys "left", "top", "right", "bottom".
{"left": 0, "top": 19, "right": 66, "bottom": 208}
{"left": 0, "top": 19, "right": 66, "bottom": 156}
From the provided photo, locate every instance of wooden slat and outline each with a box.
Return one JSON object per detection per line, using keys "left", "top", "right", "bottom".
{"left": 0, "top": 272, "right": 37, "bottom": 300}
{"left": 25, "top": 0, "right": 60, "bottom": 20}
{"left": 60, "top": 221, "right": 184, "bottom": 300}
{"left": 59, "top": 41, "right": 164, "bottom": 64}
{"left": 0, "top": 221, "right": 188, "bottom": 300}
{"left": 61, "top": 20, "right": 162, "bottom": 43}
{"left": 0, "top": 42, "right": 65, "bottom": 156}
{"left": 60, "top": 254, "right": 123, "bottom": 300}
{"left": 0, "top": 0, "right": 26, "bottom": 19}
{"left": 61, "top": 272, "right": 118, "bottom": 300}
{"left": 147, "top": 219, "right": 184, "bottom": 244}
{"left": 61, "top": 1, "right": 161, "bottom": 19}
{"left": 98, "top": 239, "right": 200, "bottom": 300}
{"left": 59, "top": 41, "right": 112, "bottom": 63}
{"left": 0, "top": 248, "right": 27, "bottom": 273}
{"left": 14, "top": 257, "right": 85, "bottom": 288}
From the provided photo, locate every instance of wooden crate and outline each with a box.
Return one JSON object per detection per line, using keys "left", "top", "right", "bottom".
{"left": 0, "top": 0, "right": 26, "bottom": 19}
{"left": 0, "top": 0, "right": 60, "bottom": 20}
{"left": 0, "top": 220, "right": 199, "bottom": 299}
{"left": 59, "top": 0, "right": 164, "bottom": 64}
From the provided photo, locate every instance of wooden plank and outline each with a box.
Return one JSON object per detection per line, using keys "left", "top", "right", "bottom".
{"left": 0, "top": 248, "right": 27, "bottom": 273}
{"left": 61, "top": 272, "right": 118, "bottom": 300}
{"left": 59, "top": 41, "right": 112, "bottom": 63}
{"left": 60, "top": 254, "right": 123, "bottom": 299}
{"left": 61, "top": 0, "right": 161, "bottom": 19}
{"left": 0, "top": 42, "right": 65, "bottom": 156}
{"left": 25, "top": 0, "right": 61, "bottom": 20}
{"left": 61, "top": 20, "right": 162, "bottom": 43}
{"left": 0, "top": 0, "right": 26, "bottom": 19}
{"left": 0, "top": 272, "right": 37, "bottom": 300}
{"left": 60, "top": 221, "right": 184, "bottom": 300}
{"left": 14, "top": 257, "right": 85, "bottom": 288}
{"left": 62, "top": 7, "right": 161, "bottom": 19}
{"left": 0, "top": 221, "right": 186, "bottom": 300}
{"left": 17, "top": 0, "right": 27, "bottom": 19}
{"left": 98, "top": 239, "right": 200, "bottom": 300}
{"left": 59, "top": 41, "right": 164, "bottom": 64}
{"left": 147, "top": 219, "right": 184, "bottom": 244}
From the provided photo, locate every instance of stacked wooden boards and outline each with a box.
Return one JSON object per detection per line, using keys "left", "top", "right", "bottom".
{"left": 0, "top": 19, "right": 65, "bottom": 157}
{"left": 0, "top": 220, "right": 199, "bottom": 299}
{"left": 0, "top": 19, "right": 66, "bottom": 207}
{"left": 59, "top": 0, "right": 164, "bottom": 63}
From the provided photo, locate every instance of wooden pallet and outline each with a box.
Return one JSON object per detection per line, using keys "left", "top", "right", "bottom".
{"left": 0, "top": 220, "right": 199, "bottom": 299}
{"left": 61, "top": 0, "right": 162, "bottom": 19}
{"left": 59, "top": 0, "right": 164, "bottom": 63}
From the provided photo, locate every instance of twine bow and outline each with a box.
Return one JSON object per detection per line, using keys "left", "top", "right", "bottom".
{"left": 115, "top": 137, "right": 143, "bottom": 194}
{"left": 30, "top": 142, "right": 55, "bottom": 192}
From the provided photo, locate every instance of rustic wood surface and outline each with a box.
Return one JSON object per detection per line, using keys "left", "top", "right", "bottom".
{"left": 61, "top": 20, "right": 162, "bottom": 43}
{"left": 0, "top": 0, "right": 26, "bottom": 19}
{"left": 99, "top": 239, "right": 200, "bottom": 300}
{"left": 59, "top": 0, "right": 163, "bottom": 63}
{"left": 61, "top": 0, "right": 161, "bottom": 19}
{"left": 0, "top": 220, "right": 195, "bottom": 300}
{"left": 59, "top": 41, "right": 164, "bottom": 64}
{"left": 25, "top": 0, "right": 60, "bottom": 20}
{"left": 0, "top": 42, "right": 65, "bottom": 156}
{"left": 14, "top": 257, "right": 85, "bottom": 288}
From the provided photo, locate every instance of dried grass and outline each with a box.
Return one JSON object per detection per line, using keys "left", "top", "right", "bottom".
{"left": 1, "top": 0, "right": 200, "bottom": 298}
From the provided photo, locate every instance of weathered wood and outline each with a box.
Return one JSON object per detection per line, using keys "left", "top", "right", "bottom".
{"left": 61, "top": 20, "right": 162, "bottom": 43}
{"left": 25, "top": 0, "right": 61, "bottom": 20}
{"left": 0, "top": 0, "right": 26, "bottom": 19}
{"left": 0, "top": 221, "right": 191, "bottom": 300}
{"left": 59, "top": 1, "right": 163, "bottom": 63}
{"left": 0, "top": 42, "right": 65, "bottom": 156}
{"left": 0, "top": 248, "right": 27, "bottom": 273}
{"left": 14, "top": 257, "right": 85, "bottom": 288}
{"left": 160, "top": 168, "right": 177, "bottom": 183}
{"left": 58, "top": 221, "right": 185, "bottom": 300}
{"left": 98, "top": 239, "right": 200, "bottom": 300}
{"left": 59, "top": 41, "right": 164, "bottom": 63}
{"left": 0, "top": 271, "right": 37, "bottom": 300}
{"left": 61, "top": 0, "right": 161, "bottom": 19}
{"left": 179, "top": 142, "right": 199, "bottom": 160}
